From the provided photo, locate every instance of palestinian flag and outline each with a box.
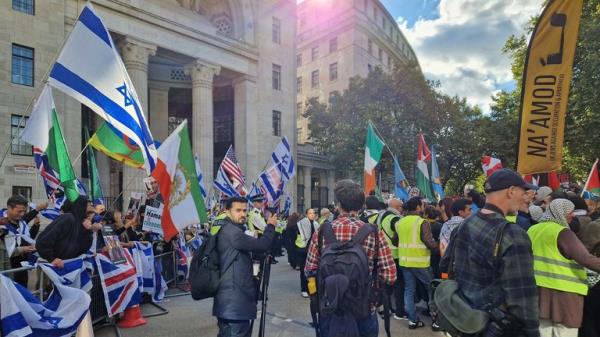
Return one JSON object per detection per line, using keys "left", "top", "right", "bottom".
{"left": 364, "top": 122, "right": 385, "bottom": 194}
{"left": 583, "top": 159, "right": 600, "bottom": 198}
{"left": 21, "top": 85, "right": 80, "bottom": 201}
{"left": 416, "top": 134, "right": 434, "bottom": 201}
{"left": 151, "top": 120, "right": 207, "bottom": 241}
{"left": 88, "top": 122, "right": 144, "bottom": 169}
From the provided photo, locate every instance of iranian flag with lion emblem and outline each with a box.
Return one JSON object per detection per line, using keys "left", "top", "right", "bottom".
{"left": 151, "top": 120, "right": 207, "bottom": 241}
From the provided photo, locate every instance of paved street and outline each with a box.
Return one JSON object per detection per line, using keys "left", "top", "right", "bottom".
{"left": 97, "top": 258, "right": 443, "bottom": 337}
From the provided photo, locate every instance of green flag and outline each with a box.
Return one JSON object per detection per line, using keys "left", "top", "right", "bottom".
{"left": 88, "top": 122, "right": 144, "bottom": 169}
{"left": 21, "top": 85, "right": 80, "bottom": 201}
{"left": 47, "top": 111, "right": 79, "bottom": 201}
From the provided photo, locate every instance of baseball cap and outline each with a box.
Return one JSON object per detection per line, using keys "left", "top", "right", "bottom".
{"left": 535, "top": 186, "right": 553, "bottom": 202}
{"left": 483, "top": 168, "right": 539, "bottom": 193}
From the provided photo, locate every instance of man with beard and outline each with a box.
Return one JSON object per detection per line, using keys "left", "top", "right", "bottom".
{"left": 212, "top": 196, "right": 277, "bottom": 337}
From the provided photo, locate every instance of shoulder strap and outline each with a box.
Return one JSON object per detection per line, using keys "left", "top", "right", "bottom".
{"left": 351, "top": 223, "right": 374, "bottom": 245}
{"left": 321, "top": 221, "right": 337, "bottom": 246}
{"left": 491, "top": 218, "right": 510, "bottom": 271}
{"left": 375, "top": 211, "right": 386, "bottom": 226}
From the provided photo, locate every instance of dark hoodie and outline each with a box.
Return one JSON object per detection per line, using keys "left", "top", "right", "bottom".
{"left": 36, "top": 196, "right": 94, "bottom": 262}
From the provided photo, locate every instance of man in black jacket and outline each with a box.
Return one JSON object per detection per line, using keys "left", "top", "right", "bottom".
{"left": 36, "top": 196, "right": 95, "bottom": 268}
{"left": 213, "top": 196, "right": 277, "bottom": 337}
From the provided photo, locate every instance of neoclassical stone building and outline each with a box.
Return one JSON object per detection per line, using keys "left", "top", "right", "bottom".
{"left": 1, "top": 0, "right": 298, "bottom": 208}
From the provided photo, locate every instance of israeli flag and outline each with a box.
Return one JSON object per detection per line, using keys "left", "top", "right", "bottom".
{"left": 259, "top": 165, "right": 285, "bottom": 203}
{"left": 132, "top": 242, "right": 166, "bottom": 302}
{"left": 48, "top": 4, "right": 157, "bottom": 174}
{"left": 38, "top": 256, "right": 92, "bottom": 293}
{"left": 0, "top": 210, "right": 34, "bottom": 257}
{"left": 214, "top": 166, "right": 240, "bottom": 197}
{"left": 40, "top": 195, "right": 66, "bottom": 220}
{"left": 0, "top": 273, "right": 90, "bottom": 337}
{"left": 271, "top": 137, "right": 295, "bottom": 182}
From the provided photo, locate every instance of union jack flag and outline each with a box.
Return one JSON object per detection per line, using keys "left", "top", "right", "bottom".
{"left": 95, "top": 249, "right": 140, "bottom": 317}
{"left": 33, "top": 147, "right": 61, "bottom": 196}
{"left": 220, "top": 145, "right": 246, "bottom": 191}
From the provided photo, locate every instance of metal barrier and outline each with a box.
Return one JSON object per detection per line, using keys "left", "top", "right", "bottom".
{"left": 0, "top": 249, "right": 185, "bottom": 336}
{"left": 0, "top": 264, "right": 45, "bottom": 299}
{"left": 157, "top": 249, "right": 191, "bottom": 298}
{"left": 90, "top": 271, "right": 122, "bottom": 337}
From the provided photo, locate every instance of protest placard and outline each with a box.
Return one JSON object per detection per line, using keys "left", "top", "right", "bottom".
{"left": 142, "top": 204, "right": 163, "bottom": 235}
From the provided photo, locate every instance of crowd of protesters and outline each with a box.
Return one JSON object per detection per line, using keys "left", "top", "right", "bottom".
{"left": 3, "top": 169, "right": 600, "bottom": 337}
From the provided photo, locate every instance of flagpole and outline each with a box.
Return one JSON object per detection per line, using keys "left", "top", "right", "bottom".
{"left": 368, "top": 120, "right": 396, "bottom": 159}
{"left": 0, "top": 3, "right": 89, "bottom": 170}
{"left": 71, "top": 143, "right": 91, "bottom": 168}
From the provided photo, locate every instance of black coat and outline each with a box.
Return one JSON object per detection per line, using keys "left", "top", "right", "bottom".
{"left": 35, "top": 196, "right": 93, "bottom": 262}
{"left": 212, "top": 217, "right": 275, "bottom": 320}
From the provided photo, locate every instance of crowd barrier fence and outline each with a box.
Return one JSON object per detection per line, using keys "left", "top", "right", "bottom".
{"left": 0, "top": 248, "right": 190, "bottom": 336}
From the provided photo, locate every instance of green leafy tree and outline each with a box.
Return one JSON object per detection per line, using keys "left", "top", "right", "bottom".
{"left": 304, "top": 64, "right": 488, "bottom": 195}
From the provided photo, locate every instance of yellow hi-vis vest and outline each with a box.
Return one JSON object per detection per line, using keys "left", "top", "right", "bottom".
{"left": 528, "top": 221, "right": 588, "bottom": 296}
{"left": 368, "top": 212, "right": 399, "bottom": 260}
{"left": 247, "top": 209, "right": 265, "bottom": 235}
{"left": 210, "top": 213, "right": 228, "bottom": 235}
{"left": 397, "top": 215, "right": 430, "bottom": 268}
{"left": 295, "top": 219, "right": 315, "bottom": 249}
{"left": 506, "top": 215, "right": 517, "bottom": 223}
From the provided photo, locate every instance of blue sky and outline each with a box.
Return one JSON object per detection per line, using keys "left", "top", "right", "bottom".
{"left": 379, "top": 0, "right": 543, "bottom": 113}
{"left": 380, "top": 0, "right": 440, "bottom": 28}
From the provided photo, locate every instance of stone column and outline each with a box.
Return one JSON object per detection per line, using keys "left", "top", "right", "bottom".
{"left": 304, "top": 166, "right": 312, "bottom": 211}
{"left": 233, "top": 75, "right": 258, "bottom": 179}
{"left": 327, "top": 169, "right": 335, "bottom": 206}
{"left": 185, "top": 60, "right": 221, "bottom": 185}
{"left": 118, "top": 37, "right": 156, "bottom": 208}
{"left": 148, "top": 84, "right": 169, "bottom": 142}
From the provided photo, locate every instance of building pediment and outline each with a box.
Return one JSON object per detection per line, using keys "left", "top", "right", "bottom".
{"left": 175, "top": 0, "right": 234, "bottom": 37}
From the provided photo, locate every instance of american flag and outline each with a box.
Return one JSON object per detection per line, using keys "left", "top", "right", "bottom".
{"left": 220, "top": 145, "right": 246, "bottom": 194}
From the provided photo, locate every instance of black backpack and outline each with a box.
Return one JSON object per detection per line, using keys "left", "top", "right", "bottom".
{"left": 317, "top": 222, "right": 374, "bottom": 320}
{"left": 189, "top": 225, "right": 236, "bottom": 300}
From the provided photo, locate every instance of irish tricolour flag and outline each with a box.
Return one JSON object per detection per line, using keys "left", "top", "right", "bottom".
{"left": 21, "top": 85, "right": 80, "bottom": 201}
{"left": 151, "top": 120, "right": 207, "bottom": 241}
{"left": 364, "top": 122, "right": 385, "bottom": 194}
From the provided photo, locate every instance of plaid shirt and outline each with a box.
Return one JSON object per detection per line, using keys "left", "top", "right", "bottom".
{"left": 441, "top": 207, "right": 539, "bottom": 337}
{"left": 304, "top": 214, "right": 397, "bottom": 285}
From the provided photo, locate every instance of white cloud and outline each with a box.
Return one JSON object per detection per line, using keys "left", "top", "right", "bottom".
{"left": 397, "top": 0, "right": 544, "bottom": 113}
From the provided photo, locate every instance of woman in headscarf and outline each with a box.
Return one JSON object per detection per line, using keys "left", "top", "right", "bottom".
{"left": 527, "top": 199, "right": 600, "bottom": 337}
{"left": 36, "top": 196, "right": 95, "bottom": 267}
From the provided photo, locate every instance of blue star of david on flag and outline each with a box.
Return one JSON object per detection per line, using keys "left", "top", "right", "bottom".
{"left": 116, "top": 83, "right": 133, "bottom": 107}
{"left": 271, "top": 137, "right": 295, "bottom": 182}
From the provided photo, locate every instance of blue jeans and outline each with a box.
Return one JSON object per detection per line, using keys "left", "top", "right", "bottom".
{"left": 402, "top": 267, "right": 433, "bottom": 322}
{"left": 320, "top": 311, "right": 379, "bottom": 337}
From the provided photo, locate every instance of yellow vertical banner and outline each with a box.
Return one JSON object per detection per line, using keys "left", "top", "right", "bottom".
{"left": 516, "top": 0, "right": 583, "bottom": 175}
